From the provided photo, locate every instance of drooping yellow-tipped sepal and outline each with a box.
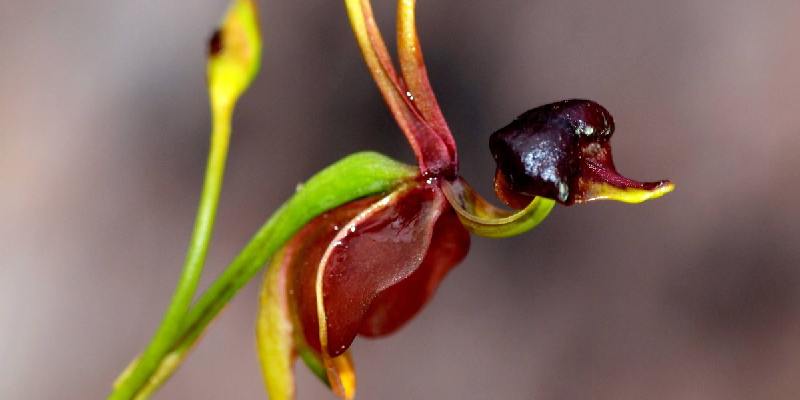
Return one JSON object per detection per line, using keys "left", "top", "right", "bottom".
{"left": 208, "top": 0, "right": 262, "bottom": 110}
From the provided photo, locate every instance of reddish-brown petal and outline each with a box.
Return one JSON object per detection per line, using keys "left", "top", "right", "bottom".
{"left": 358, "top": 204, "right": 469, "bottom": 337}
{"left": 287, "top": 197, "right": 380, "bottom": 355}
{"left": 316, "top": 182, "right": 467, "bottom": 358}
{"left": 285, "top": 181, "right": 470, "bottom": 364}
{"left": 257, "top": 196, "right": 380, "bottom": 399}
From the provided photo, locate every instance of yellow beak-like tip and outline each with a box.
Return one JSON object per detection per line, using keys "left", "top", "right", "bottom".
{"left": 584, "top": 180, "right": 675, "bottom": 204}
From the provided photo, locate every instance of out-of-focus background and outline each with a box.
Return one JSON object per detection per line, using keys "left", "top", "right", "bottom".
{"left": 2, "top": 0, "right": 800, "bottom": 399}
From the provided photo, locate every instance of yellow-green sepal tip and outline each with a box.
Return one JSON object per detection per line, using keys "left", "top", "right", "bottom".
{"left": 208, "top": 0, "right": 262, "bottom": 109}
{"left": 582, "top": 180, "right": 675, "bottom": 204}
{"left": 441, "top": 179, "right": 555, "bottom": 239}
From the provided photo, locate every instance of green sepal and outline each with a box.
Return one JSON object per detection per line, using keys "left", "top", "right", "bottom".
{"left": 441, "top": 179, "right": 555, "bottom": 238}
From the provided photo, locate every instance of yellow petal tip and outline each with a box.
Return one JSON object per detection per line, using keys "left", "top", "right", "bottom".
{"left": 324, "top": 353, "right": 357, "bottom": 400}
{"left": 587, "top": 180, "right": 675, "bottom": 204}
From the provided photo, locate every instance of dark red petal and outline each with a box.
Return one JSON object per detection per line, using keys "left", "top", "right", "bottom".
{"left": 286, "top": 182, "right": 470, "bottom": 361}
{"left": 357, "top": 204, "right": 469, "bottom": 337}
{"left": 319, "top": 183, "right": 451, "bottom": 357}
{"left": 287, "top": 197, "right": 380, "bottom": 354}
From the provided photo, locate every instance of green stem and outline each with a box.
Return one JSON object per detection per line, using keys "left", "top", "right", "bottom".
{"left": 110, "top": 152, "right": 416, "bottom": 399}
{"left": 109, "top": 105, "right": 233, "bottom": 400}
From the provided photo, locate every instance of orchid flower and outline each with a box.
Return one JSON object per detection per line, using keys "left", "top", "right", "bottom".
{"left": 108, "top": 1, "right": 672, "bottom": 399}
{"left": 256, "top": 0, "right": 673, "bottom": 399}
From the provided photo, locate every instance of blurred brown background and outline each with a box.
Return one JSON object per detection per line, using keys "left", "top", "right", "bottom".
{"left": 2, "top": 0, "right": 800, "bottom": 399}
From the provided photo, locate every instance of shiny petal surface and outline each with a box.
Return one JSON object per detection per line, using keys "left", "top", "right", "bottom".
{"left": 315, "top": 183, "right": 450, "bottom": 358}
{"left": 358, "top": 202, "right": 469, "bottom": 337}
{"left": 288, "top": 197, "right": 378, "bottom": 357}
{"left": 282, "top": 183, "right": 469, "bottom": 398}
{"left": 260, "top": 196, "right": 379, "bottom": 399}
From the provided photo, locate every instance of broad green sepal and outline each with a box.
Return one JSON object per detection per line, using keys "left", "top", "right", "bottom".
{"left": 280, "top": 152, "right": 417, "bottom": 225}
{"left": 442, "top": 179, "right": 555, "bottom": 238}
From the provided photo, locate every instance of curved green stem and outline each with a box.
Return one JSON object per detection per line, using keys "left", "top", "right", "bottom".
{"left": 110, "top": 152, "right": 416, "bottom": 399}
{"left": 109, "top": 104, "right": 233, "bottom": 400}
{"left": 109, "top": 2, "right": 265, "bottom": 398}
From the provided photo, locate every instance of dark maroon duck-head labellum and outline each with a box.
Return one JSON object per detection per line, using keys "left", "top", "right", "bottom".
{"left": 489, "top": 99, "right": 673, "bottom": 207}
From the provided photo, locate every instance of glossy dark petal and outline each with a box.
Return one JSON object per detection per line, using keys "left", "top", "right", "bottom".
{"left": 358, "top": 204, "right": 470, "bottom": 337}
{"left": 287, "top": 197, "right": 380, "bottom": 354}
{"left": 319, "top": 183, "right": 449, "bottom": 357}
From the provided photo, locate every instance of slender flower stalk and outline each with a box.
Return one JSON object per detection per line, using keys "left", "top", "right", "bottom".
{"left": 109, "top": 1, "right": 261, "bottom": 398}
{"left": 111, "top": 96, "right": 231, "bottom": 400}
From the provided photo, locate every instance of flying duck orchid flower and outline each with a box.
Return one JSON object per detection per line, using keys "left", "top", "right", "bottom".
{"left": 108, "top": 1, "right": 672, "bottom": 399}
{"left": 256, "top": 0, "right": 674, "bottom": 399}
